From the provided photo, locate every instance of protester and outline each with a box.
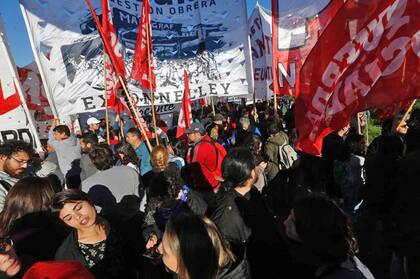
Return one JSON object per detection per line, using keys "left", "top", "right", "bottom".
{"left": 0, "top": 177, "right": 69, "bottom": 274}
{"left": 115, "top": 143, "right": 140, "bottom": 172}
{"left": 81, "top": 144, "right": 142, "bottom": 215}
{"left": 52, "top": 189, "right": 132, "bottom": 278}
{"left": 405, "top": 108, "right": 420, "bottom": 154}
{"left": 158, "top": 212, "right": 249, "bottom": 279}
{"left": 322, "top": 123, "right": 350, "bottom": 198}
{"left": 48, "top": 119, "right": 81, "bottom": 188}
{"left": 284, "top": 193, "right": 374, "bottom": 279}
{"left": 0, "top": 236, "right": 21, "bottom": 278}
{"left": 264, "top": 122, "right": 290, "bottom": 181}
{"left": 0, "top": 140, "right": 34, "bottom": 210}
{"left": 185, "top": 123, "right": 226, "bottom": 197}
{"left": 126, "top": 127, "right": 152, "bottom": 184}
{"left": 85, "top": 117, "right": 105, "bottom": 143}
{"left": 210, "top": 147, "right": 284, "bottom": 278}
{"left": 79, "top": 133, "right": 98, "bottom": 181}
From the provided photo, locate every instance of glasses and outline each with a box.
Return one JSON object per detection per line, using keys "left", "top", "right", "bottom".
{"left": 0, "top": 237, "right": 13, "bottom": 253}
{"left": 10, "top": 156, "right": 31, "bottom": 166}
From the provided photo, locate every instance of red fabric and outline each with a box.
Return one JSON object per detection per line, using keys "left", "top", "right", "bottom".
{"left": 199, "top": 97, "right": 208, "bottom": 108}
{"left": 187, "top": 135, "right": 226, "bottom": 190}
{"left": 176, "top": 70, "right": 193, "bottom": 138}
{"left": 23, "top": 261, "right": 94, "bottom": 279}
{"left": 0, "top": 81, "right": 21, "bottom": 115}
{"left": 271, "top": 0, "right": 343, "bottom": 96}
{"left": 295, "top": 0, "right": 420, "bottom": 156}
{"left": 101, "top": 0, "right": 126, "bottom": 111}
{"left": 372, "top": 100, "right": 413, "bottom": 121}
{"left": 130, "top": 0, "right": 156, "bottom": 91}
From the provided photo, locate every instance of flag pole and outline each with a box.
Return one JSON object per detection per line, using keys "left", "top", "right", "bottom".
{"left": 210, "top": 96, "right": 216, "bottom": 116}
{"left": 396, "top": 100, "right": 417, "bottom": 132}
{"left": 118, "top": 76, "right": 152, "bottom": 151}
{"left": 103, "top": 53, "right": 110, "bottom": 144}
{"left": 145, "top": 15, "right": 159, "bottom": 146}
{"left": 357, "top": 112, "right": 362, "bottom": 135}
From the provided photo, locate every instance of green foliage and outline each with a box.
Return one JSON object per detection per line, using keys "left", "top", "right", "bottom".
{"left": 367, "top": 115, "right": 381, "bottom": 144}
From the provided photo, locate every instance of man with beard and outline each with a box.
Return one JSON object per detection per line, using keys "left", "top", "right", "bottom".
{"left": 79, "top": 133, "right": 98, "bottom": 180}
{"left": 0, "top": 140, "right": 34, "bottom": 210}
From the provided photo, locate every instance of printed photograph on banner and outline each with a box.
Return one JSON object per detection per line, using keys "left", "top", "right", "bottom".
{"left": 20, "top": 0, "right": 251, "bottom": 119}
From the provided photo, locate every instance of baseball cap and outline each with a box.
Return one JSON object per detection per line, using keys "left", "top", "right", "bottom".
{"left": 185, "top": 123, "right": 205, "bottom": 134}
{"left": 86, "top": 117, "right": 100, "bottom": 125}
{"left": 213, "top": 113, "right": 225, "bottom": 122}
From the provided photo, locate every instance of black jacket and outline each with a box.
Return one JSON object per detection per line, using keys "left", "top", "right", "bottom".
{"left": 55, "top": 228, "right": 133, "bottom": 279}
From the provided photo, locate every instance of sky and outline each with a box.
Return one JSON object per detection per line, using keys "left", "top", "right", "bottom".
{"left": 0, "top": 0, "right": 271, "bottom": 67}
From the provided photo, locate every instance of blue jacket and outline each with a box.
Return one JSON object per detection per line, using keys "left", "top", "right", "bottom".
{"left": 135, "top": 141, "right": 152, "bottom": 176}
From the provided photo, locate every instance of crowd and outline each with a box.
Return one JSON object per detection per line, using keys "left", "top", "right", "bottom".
{"left": 0, "top": 99, "right": 419, "bottom": 279}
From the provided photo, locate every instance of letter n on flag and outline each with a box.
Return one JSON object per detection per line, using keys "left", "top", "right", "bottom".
{"left": 294, "top": 0, "right": 420, "bottom": 156}
{"left": 0, "top": 81, "right": 21, "bottom": 115}
{"left": 176, "top": 70, "right": 193, "bottom": 138}
{"left": 130, "top": 0, "right": 156, "bottom": 91}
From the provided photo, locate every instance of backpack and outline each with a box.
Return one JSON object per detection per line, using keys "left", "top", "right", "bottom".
{"left": 190, "top": 139, "right": 226, "bottom": 180}
{"left": 278, "top": 140, "right": 299, "bottom": 170}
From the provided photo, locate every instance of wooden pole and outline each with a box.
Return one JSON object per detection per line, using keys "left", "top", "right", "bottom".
{"left": 103, "top": 53, "right": 110, "bottom": 144}
{"left": 210, "top": 96, "right": 216, "bottom": 116}
{"left": 273, "top": 93, "right": 278, "bottom": 115}
{"left": 357, "top": 112, "right": 362, "bottom": 135}
{"left": 118, "top": 76, "right": 152, "bottom": 151}
{"left": 396, "top": 100, "right": 417, "bottom": 132}
{"left": 145, "top": 17, "right": 159, "bottom": 146}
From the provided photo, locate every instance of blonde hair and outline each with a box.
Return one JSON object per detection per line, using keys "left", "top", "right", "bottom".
{"left": 151, "top": 145, "right": 169, "bottom": 172}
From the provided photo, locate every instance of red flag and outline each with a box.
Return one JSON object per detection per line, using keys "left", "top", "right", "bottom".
{"left": 176, "top": 70, "right": 193, "bottom": 138}
{"left": 271, "top": 0, "right": 344, "bottom": 96}
{"left": 295, "top": 0, "right": 420, "bottom": 156}
{"left": 372, "top": 100, "right": 414, "bottom": 121}
{"left": 130, "top": 0, "right": 156, "bottom": 91}
{"left": 199, "top": 97, "right": 208, "bottom": 108}
{"left": 0, "top": 81, "right": 21, "bottom": 115}
{"left": 101, "top": 0, "right": 126, "bottom": 110}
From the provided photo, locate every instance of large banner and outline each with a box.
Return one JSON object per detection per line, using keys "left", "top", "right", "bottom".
{"left": 20, "top": 0, "right": 251, "bottom": 119}
{"left": 295, "top": 0, "right": 420, "bottom": 156}
{"left": 17, "top": 62, "right": 53, "bottom": 139}
{"left": 248, "top": 4, "right": 273, "bottom": 100}
{"left": 271, "top": 0, "right": 343, "bottom": 96}
{"left": 0, "top": 18, "right": 41, "bottom": 148}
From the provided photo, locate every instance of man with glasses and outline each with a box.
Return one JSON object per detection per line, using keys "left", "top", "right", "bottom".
{"left": 0, "top": 140, "right": 34, "bottom": 210}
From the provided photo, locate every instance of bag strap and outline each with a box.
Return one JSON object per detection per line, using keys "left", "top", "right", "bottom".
{"left": 0, "top": 180, "right": 12, "bottom": 192}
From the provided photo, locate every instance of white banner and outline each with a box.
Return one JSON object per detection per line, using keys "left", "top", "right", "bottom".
{"left": 0, "top": 17, "right": 41, "bottom": 149}
{"left": 248, "top": 4, "right": 273, "bottom": 100}
{"left": 17, "top": 62, "right": 53, "bottom": 139}
{"left": 20, "top": 0, "right": 252, "bottom": 118}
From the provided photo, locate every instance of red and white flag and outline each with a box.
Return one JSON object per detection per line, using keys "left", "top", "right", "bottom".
{"left": 0, "top": 81, "right": 21, "bottom": 115}
{"left": 271, "top": 0, "right": 344, "bottom": 96}
{"left": 130, "top": 0, "right": 156, "bottom": 91}
{"left": 295, "top": 0, "right": 420, "bottom": 156}
{"left": 176, "top": 70, "right": 193, "bottom": 138}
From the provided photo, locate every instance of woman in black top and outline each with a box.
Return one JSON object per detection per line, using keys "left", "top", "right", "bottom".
{"left": 51, "top": 189, "right": 133, "bottom": 279}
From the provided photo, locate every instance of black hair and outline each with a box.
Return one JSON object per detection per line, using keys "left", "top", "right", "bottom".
{"left": 115, "top": 142, "right": 140, "bottom": 166}
{"left": 53, "top": 125, "right": 71, "bottom": 137}
{"left": 88, "top": 144, "right": 114, "bottom": 170}
{"left": 80, "top": 132, "right": 98, "bottom": 145}
{"left": 127, "top": 127, "right": 141, "bottom": 138}
{"left": 292, "top": 193, "right": 356, "bottom": 265}
{"left": 50, "top": 189, "right": 93, "bottom": 216}
{"left": 221, "top": 147, "right": 255, "bottom": 190}
{"left": 240, "top": 134, "right": 264, "bottom": 165}
{"left": 165, "top": 212, "right": 219, "bottom": 279}
{"left": 0, "top": 140, "right": 34, "bottom": 157}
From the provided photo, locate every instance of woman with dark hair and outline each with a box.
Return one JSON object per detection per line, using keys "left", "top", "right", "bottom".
{"left": 240, "top": 134, "right": 267, "bottom": 192}
{"left": 115, "top": 143, "right": 140, "bottom": 172}
{"left": 158, "top": 212, "right": 243, "bottom": 279}
{"left": 52, "top": 189, "right": 134, "bottom": 278}
{"left": 283, "top": 194, "right": 373, "bottom": 278}
{"left": 210, "top": 147, "right": 285, "bottom": 278}
{"left": 0, "top": 177, "right": 69, "bottom": 274}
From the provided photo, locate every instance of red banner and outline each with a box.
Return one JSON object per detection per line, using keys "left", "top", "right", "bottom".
{"left": 176, "top": 70, "right": 193, "bottom": 138}
{"left": 0, "top": 81, "right": 21, "bottom": 115}
{"left": 271, "top": 0, "right": 344, "bottom": 96}
{"left": 130, "top": 0, "right": 156, "bottom": 91}
{"left": 295, "top": 0, "right": 420, "bottom": 156}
